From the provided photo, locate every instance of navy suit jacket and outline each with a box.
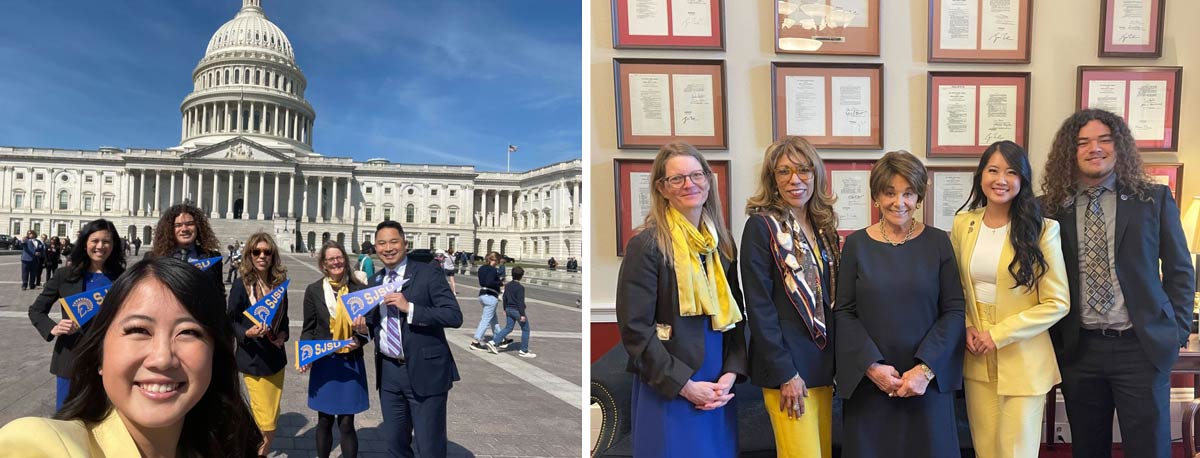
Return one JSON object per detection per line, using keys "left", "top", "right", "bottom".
{"left": 21, "top": 239, "right": 43, "bottom": 262}
{"left": 367, "top": 259, "right": 464, "bottom": 396}
{"left": 1048, "top": 183, "right": 1195, "bottom": 372}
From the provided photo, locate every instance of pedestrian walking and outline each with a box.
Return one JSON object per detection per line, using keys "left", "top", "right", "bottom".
{"left": 487, "top": 266, "right": 536, "bottom": 358}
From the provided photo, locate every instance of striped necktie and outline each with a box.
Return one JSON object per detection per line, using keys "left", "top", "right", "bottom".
{"left": 385, "top": 271, "right": 404, "bottom": 359}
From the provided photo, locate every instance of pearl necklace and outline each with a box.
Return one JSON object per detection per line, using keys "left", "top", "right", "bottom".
{"left": 878, "top": 220, "right": 915, "bottom": 246}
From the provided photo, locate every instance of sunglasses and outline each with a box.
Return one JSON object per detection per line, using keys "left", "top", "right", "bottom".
{"left": 251, "top": 249, "right": 273, "bottom": 257}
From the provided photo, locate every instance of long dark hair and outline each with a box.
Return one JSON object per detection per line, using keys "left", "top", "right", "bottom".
{"left": 151, "top": 202, "right": 220, "bottom": 257}
{"left": 56, "top": 257, "right": 262, "bottom": 457}
{"left": 958, "top": 141, "right": 1047, "bottom": 290}
{"left": 66, "top": 219, "right": 126, "bottom": 282}
{"left": 1040, "top": 109, "right": 1154, "bottom": 216}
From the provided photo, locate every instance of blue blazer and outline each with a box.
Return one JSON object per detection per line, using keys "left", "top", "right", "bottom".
{"left": 366, "top": 260, "right": 464, "bottom": 396}
{"left": 21, "top": 239, "right": 43, "bottom": 262}
{"left": 1047, "top": 183, "right": 1195, "bottom": 372}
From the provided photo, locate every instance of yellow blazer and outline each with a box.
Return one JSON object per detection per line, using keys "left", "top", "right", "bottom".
{"left": 949, "top": 208, "right": 1070, "bottom": 396}
{"left": 0, "top": 409, "right": 140, "bottom": 457}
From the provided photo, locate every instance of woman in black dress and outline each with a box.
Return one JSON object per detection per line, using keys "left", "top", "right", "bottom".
{"left": 834, "top": 151, "right": 966, "bottom": 457}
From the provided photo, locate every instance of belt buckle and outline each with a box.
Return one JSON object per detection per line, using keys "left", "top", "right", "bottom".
{"left": 1100, "top": 328, "right": 1122, "bottom": 338}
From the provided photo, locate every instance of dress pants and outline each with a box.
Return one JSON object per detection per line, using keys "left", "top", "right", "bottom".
{"left": 964, "top": 378, "right": 1045, "bottom": 458}
{"left": 21, "top": 261, "right": 37, "bottom": 288}
{"left": 762, "top": 386, "right": 833, "bottom": 458}
{"left": 1060, "top": 331, "right": 1171, "bottom": 458}
{"left": 380, "top": 355, "right": 448, "bottom": 458}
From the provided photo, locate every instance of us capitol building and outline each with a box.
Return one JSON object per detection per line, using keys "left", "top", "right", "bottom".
{"left": 0, "top": 0, "right": 582, "bottom": 261}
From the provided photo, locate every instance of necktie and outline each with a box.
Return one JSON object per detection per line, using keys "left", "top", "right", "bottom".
{"left": 385, "top": 270, "right": 404, "bottom": 359}
{"left": 1083, "top": 187, "right": 1115, "bottom": 314}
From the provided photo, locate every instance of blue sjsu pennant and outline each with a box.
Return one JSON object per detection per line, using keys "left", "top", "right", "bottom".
{"left": 243, "top": 280, "right": 290, "bottom": 328}
{"left": 58, "top": 285, "right": 109, "bottom": 327}
{"left": 190, "top": 256, "right": 223, "bottom": 271}
{"left": 339, "top": 278, "right": 407, "bottom": 321}
{"left": 294, "top": 339, "right": 353, "bottom": 369}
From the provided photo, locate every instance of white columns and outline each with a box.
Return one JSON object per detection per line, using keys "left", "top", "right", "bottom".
{"left": 574, "top": 181, "right": 581, "bottom": 226}
{"left": 288, "top": 173, "right": 295, "bottom": 218}
{"left": 272, "top": 173, "right": 280, "bottom": 217}
{"left": 242, "top": 171, "right": 250, "bottom": 218}
{"left": 168, "top": 172, "right": 176, "bottom": 209}
{"left": 274, "top": 105, "right": 280, "bottom": 137}
{"left": 302, "top": 176, "right": 310, "bottom": 221}
{"left": 331, "top": 178, "right": 340, "bottom": 223}
{"left": 236, "top": 100, "right": 243, "bottom": 132}
{"left": 153, "top": 170, "right": 161, "bottom": 215}
{"left": 316, "top": 176, "right": 324, "bottom": 222}
{"left": 507, "top": 192, "right": 515, "bottom": 228}
{"left": 210, "top": 170, "right": 220, "bottom": 218}
{"left": 224, "top": 102, "right": 231, "bottom": 133}
{"left": 344, "top": 177, "right": 353, "bottom": 222}
{"left": 123, "top": 172, "right": 132, "bottom": 215}
{"left": 195, "top": 170, "right": 203, "bottom": 210}
{"left": 183, "top": 171, "right": 190, "bottom": 203}
{"left": 201, "top": 104, "right": 207, "bottom": 135}
{"left": 256, "top": 172, "right": 265, "bottom": 220}
{"left": 492, "top": 191, "right": 500, "bottom": 228}
{"left": 226, "top": 171, "right": 234, "bottom": 219}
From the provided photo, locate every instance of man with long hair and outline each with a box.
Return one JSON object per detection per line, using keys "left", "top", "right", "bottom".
{"left": 1040, "top": 109, "right": 1194, "bottom": 457}
{"left": 147, "top": 202, "right": 227, "bottom": 306}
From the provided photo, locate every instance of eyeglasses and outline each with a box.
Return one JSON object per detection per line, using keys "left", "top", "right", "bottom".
{"left": 659, "top": 171, "right": 709, "bottom": 188}
{"left": 173, "top": 221, "right": 197, "bottom": 229}
{"left": 251, "top": 249, "right": 273, "bottom": 257}
{"left": 324, "top": 256, "right": 345, "bottom": 264}
{"left": 775, "top": 164, "right": 815, "bottom": 181}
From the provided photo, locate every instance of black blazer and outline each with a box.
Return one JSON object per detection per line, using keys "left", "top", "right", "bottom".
{"left": 227, "top": 280, "right": 290, "bottom": 376}
{"left": 144, "top": 249, "right": 227, "bottom": 307}
{"left": 366, "top": 260, "right": 464, "bottom": 397}
{"left": 739, "top": 216, "right": 835, "bottom": 389}
{"left": 615, "top": 229, "right": 749, "bottom": 400}
{"left": 1048, "top": 183, "right": 1195, "bottom": 372}
{"left": 301, "top": 279, "right": 369, "bottom": 356}
{"left": 28, "top": 266, "right": 121, "bottom": 377}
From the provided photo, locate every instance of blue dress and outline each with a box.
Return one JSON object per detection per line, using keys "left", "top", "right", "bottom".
{"left": 631, "top": 325, "right": 737, "bottom": 457}
{"left": 307, "top": 351, "right": 369, "bottom": 415}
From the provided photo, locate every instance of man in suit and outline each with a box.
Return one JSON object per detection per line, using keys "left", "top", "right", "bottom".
{"left": 354, "top": 220, "right": 463, "bottom": 457}
{"left": 1040, "top": 109, "right": 1194, "bottom": 458}
{"left": 20, "top": 230, "right": 43, "bottom": 290}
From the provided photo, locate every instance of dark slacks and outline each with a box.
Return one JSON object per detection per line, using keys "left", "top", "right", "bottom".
{"left": 21, "top": 260, "right": 38, "bottom": 288}
{"left": 379, "top": 355, "right": 448, "bottom": 458}
{"left": 1060, "top": 331, "right": 1171, "bottom": 458}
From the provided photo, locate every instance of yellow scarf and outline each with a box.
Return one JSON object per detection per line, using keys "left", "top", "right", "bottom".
{"left": 667, "top": 207, "right": 742, "bottom": 331}
{"left": 327, "top": 277, "right": 354, "bottom": 354}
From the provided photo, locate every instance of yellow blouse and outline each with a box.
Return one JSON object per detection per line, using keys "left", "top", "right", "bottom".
{"left": 0, "top": 409, "right": 141, "bottom": 457}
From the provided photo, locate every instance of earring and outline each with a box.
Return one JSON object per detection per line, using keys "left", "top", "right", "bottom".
{"left": 916, "top": 204, "right": 921, "bottom": 210}
{"left": 872, "top": 201, "right": 879, "bottom": 208}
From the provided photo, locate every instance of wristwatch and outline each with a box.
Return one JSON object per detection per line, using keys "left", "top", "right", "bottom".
{"left": 918, "top": 363, "right": 935, "bottom": 381}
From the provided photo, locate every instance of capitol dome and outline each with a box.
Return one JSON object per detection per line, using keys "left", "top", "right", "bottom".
{"left": 179, "top": 0, "right": 317, "bottom": 155}
{"left": 204, "top": 0, "right": 295, "bottom": 63}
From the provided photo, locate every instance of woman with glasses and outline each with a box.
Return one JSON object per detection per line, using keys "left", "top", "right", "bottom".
{"left": 740, "top": 136, "right": 840, "bottom": 457}
{"left": 28, "top": 219, "right": 126, "bottom": 412}
{"left": 227, "top": 232, "right": 290, "bottom": 457}
{"left": 301, "top": 242, "right": 370, "bottom": 458}
{"left": 147, "top": 202, "right": 226, "bottom": 305}
{"left": 949, "top": 141, "right": 1068, "bottom": 457}
{"left": 616, "top": 142, "right": 747, "bottom": 457}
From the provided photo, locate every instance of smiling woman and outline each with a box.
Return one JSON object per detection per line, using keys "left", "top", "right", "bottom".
{"left": 0, "top": 256, "right": 262, "bottom": 457}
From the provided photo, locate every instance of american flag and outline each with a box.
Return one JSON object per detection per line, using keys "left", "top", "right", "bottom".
{"left": 507, "top": 144, "right": 518, "bottom": 153}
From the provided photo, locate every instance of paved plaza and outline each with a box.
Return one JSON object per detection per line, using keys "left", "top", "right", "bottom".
{"left": 0, "top": 251, "right": 583, "bottom": 457}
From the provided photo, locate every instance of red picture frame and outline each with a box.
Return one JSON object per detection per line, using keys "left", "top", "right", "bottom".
{"left": 771, "top": 62, "right": 883, "bottom": 150}
{"left": 613, "top": 159, "right": 731, "bottom": 256}
{"left": 927, "top": 71, "right": 1031, "bottom": 158}
{"left": 774, "top": 0, "right": 880, "bottom": 56}
{"left": 1099, "top": 0, "right": 1165, "bottom": 57}
{"left": 614, "top": 58, "right": 728, "bottom": 150}
{"left": 928, "top": 0, "right": 1033, "bottom": 63}
{"left": 611, "top": 0, "right": 724, "bottom": 50}
{"left": 1076, "top": 66, "right": 1183, "bottom": 152}
{"left": 1143, "top": 163, "right": 1183, "bottom": 206}
{"left": 924, "top": 166, "right": 976, "bottom": 232}
{"left": 824, "top": 160, "right": 880, "bottom": 239}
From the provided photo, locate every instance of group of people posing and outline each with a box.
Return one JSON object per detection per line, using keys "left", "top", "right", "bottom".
{"left": 5, "top": 201, "right": 465, "bottom": 458}
{"left": 616, "top": 108, "right": 1194, "bottom": 458}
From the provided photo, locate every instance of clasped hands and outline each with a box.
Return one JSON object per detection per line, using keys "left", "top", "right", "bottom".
{"left": 244, "top": 323, "right": 288, "bottom": 348}
{"left": 966, "top": 327, "right": 997, "bottom": 355}
{"left": 679, "top": 372, "right": 737, "bottom": 411}
{"left": 867, "top": 362, "right": 929, "bottom": 398}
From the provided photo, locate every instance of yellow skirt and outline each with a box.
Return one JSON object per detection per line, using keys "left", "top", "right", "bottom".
{"left": 244, "top": 370, "right": 285, "bottom": 431}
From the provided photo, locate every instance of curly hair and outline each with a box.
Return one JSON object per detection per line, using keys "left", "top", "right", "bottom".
{"left": 237, "top": 232, "right": 287, "bottom": 289}
{"left": 1040, "top": 109, "right": 1154, "bottom": 216}
{"left": 150, "top": 203, "right": 220, "bottom": 257}
{"left": 958, "top": 141, "right": 1047, "bottom": 290}
{"left": 745, "top": 135, "right": 841, "bottom": 267}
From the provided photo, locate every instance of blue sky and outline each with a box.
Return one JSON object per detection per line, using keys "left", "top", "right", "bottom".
{"left": 0, "top": 1, "right": 582, "bottom": 172}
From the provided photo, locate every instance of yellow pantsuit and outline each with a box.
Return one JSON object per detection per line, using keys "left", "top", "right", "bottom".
{"left": 762, "top": 386, "right": 833, "bottom": 458}
{"left": 949, "top": 209, "right": 1070, "bottom": 458}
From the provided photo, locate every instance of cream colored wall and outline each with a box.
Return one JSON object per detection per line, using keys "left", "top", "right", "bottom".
{"left": 589, "top": 0, "right": 1200, "bottom": 306}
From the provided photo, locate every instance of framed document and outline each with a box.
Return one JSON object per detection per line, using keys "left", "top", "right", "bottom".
{"left": 1076, "top": 66, "right": 1182, "bottom": 152}
{"left": 614, "top": 58, "right": 728, "bottom": 150}
{"left": 928, "top": 0, "right": 1033, "bottom": 63}
{"left": 927, "top": 71, "right": 1030, "bottom": 158}
{"left": 1099, "top": 0, "right": 1165, "bottom": 57}
{"left": 771, "top": 62, "right": 883, "bottom": 149}
{"left": 824, "top": 160, "right": 880, "bottom": 239}
{"left": 613, "top": 158, "right": 731, "bottom": 256}
{"left": 612, "top": 0, "right": 725, "bottom": 50}
{"left": 1143, "top": 162, "right": 1183, "bottom": 206}
{"left": 775, "top": 0, "right": 880, "bottom": 56}
{"left": 925, "top": 167, "right": 976, "bottom": 232}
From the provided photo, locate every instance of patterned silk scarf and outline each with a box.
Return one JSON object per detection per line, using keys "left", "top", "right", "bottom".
{"left": 760, "top": 213, "right": 830, "bottom": 349}
{"left": 666, "top": 207, "right": 743, "bottom": 331}
{"left": 327, "top": 276, "right": 354, "bottom": 353}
